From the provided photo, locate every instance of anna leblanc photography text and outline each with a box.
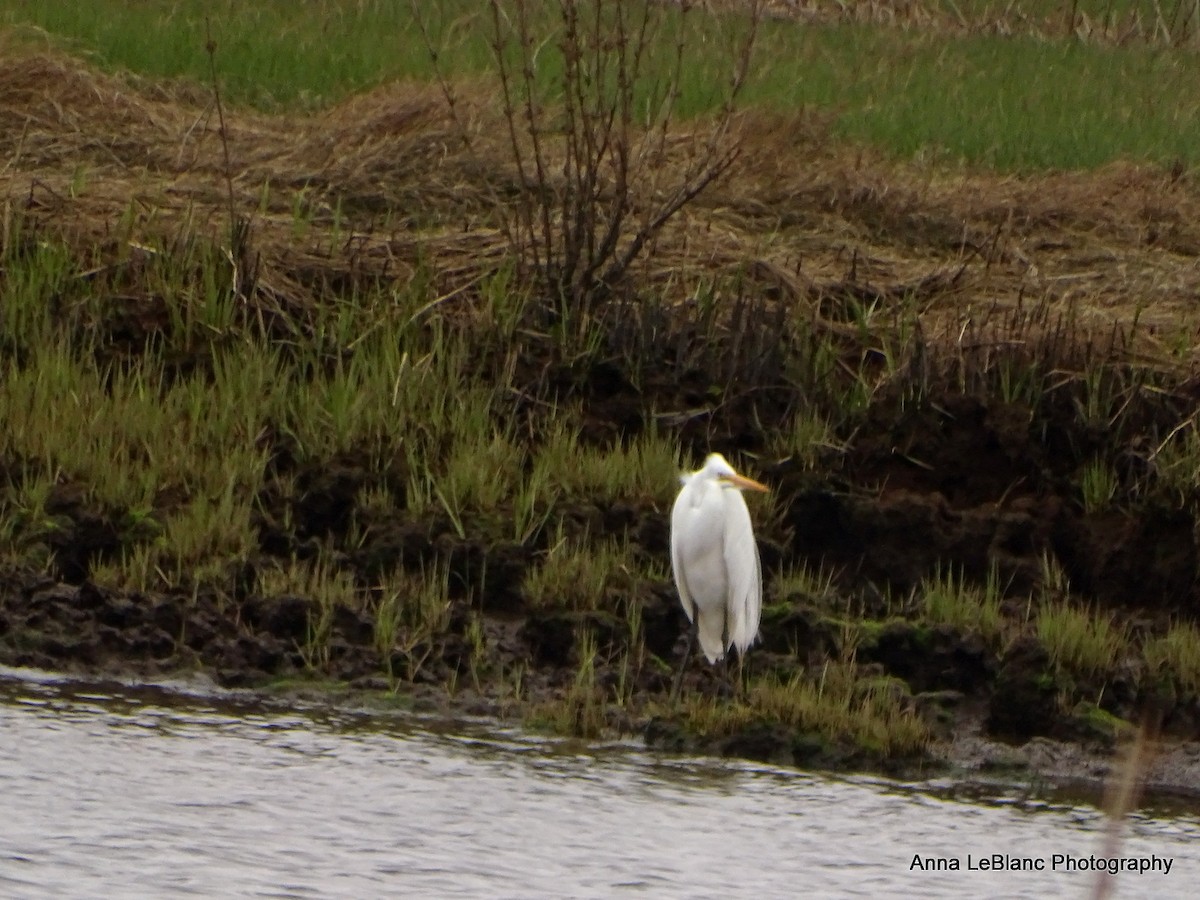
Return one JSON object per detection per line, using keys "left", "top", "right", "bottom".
{"left": 908, "top": 853, "right": 1174, "bottom": 875}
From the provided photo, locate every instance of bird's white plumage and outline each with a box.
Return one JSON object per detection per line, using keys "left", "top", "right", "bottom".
{"left": 669, "top": 453, "right": 765, "bottom": 664}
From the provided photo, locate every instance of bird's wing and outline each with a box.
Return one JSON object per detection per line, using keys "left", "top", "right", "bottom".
{"left": 722, "top": 489, "right": 762, "bottom": 656}
{"left": 670, "top": 482, "right": 695, "bottom": 623}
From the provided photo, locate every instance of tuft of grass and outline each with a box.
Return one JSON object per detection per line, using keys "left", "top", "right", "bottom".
{"left": 438, "top": 429, "right": 524, "bottom": 525}
{"left": 0, "top": 237, "right": 71, "bottom": 352}
{"left": 1150, "top": 422, "right": 1200, "bottom": 502}
{"left": 160, "top": 478, "right": 258, "bottom": 582}
{"left": 511, "top": 462, "right": 559, "bottom": 546}
{"left": 768, "top": 407, "right": 835, "bottom": 468}
{"left": 372, "top": 560, "right": 452, "bottom": 683}
{"left": 919, "top": 564, "right": 1005, "bottom": 645}
{"left": 1142, "top": 622, "right": 1200, "bottom": 697}
{"left": 773, "top": 561, "right": 840, "bottom": 606}
{"left": 526, "top": 628, "right": 606, "bottom": 738}
{"left": 1080, "top": 457, "right": 1118, "bottom": 513}
{"left": 259, "top": 553, "right": 359, "bottom": 672}
{"left": 0, "top": 468, "right": 63, "bottom": 572}
{"left": 522, "top": 527, "right": 634, "bottom": 611}
{"left": 1036, "top": 601, "right": 1129, "bottom": 680}
{"left": 679, "top": 662, "right": 930, "bottom": 758}
{"left": 534, "top": 421, "right": 681, "bottom": 508}
{"left": 1038, "top": 551, "right": 1072, "bottom": 600}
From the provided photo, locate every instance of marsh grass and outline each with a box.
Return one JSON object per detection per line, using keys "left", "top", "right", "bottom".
{"left": 160, "top": 480, "right": 257, "bottom": 579}
{"left": 534, "top": 421, "right": 681, "bottom": 508}
{"left": 522, "top": 527, "right": 634, "bottom": 611}
{"left": 1080, "top": 458, "right": 1118, "bottom": 513}
{"left": 678, "top": 662, "right": 930, "bottom": 757}
{"left": 529, "top": 628, "right": 606, "bottom": 738}
{"left": 1150, "top": 421, "right": 1200, "bottom": 502}
{"left": 0, "top": 466, "right": 61, "bottom": 570}
{"left": 438, "top": 429, "right": 525, "bottom": 525}
{"left": 919, "top": 564, "right": 1006, "bottom": 645}
{"left": 614, "top": 597, "right": 647, "bottom": 707}
{"left": 1142, "top": 622, "right": 1200, "bottom": 696}
{"left": 773, "top": 561, "right": 841, "bottom": 607}
{"left": 1037, "top": 601, "right": 1129, "bottom": 680}
{"left": 89, "top": 542, "right": 162, "bottom": 595}
{"left": 511, "top": 463, "right": 559, "bottom": 546}
{"left": 1038, "top": 551, "right": 1073, "bottom": 601}
{"left": 0, "top": 236, "right": 70, "bottom": 352}
{"left": 769, "top": 407, "right": 835, "bottom": 468}
{"left": 259, "top": 553, "right": 358, "bottom": 671}
{"left": 0, "top": 331, "right": 275, "bottom": 587}
{"left": 373, "top": 560, "right": 453, "bottom": 683}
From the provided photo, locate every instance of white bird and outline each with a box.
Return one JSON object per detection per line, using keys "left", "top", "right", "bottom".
{"left": 669, "top": 452, "right": 768, "bottom": 697}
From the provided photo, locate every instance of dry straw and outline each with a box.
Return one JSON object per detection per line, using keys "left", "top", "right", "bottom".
{"left": 2, "top": 45, "right": 1200, "bottom": 357}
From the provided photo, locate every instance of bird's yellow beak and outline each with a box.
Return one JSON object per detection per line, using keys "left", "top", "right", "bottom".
{"left": 722, "top": 473, "right": 769, "bottom": 493}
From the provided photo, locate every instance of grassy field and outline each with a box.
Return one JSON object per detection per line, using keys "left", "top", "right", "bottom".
{"left": 2, "top": 0, "right": 1200, "bottom": 169}
{"left": 3, "top": 0, "right": 1200, "bottom": 769}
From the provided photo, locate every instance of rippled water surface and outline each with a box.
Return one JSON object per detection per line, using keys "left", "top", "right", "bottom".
{"left": 2, "top": 668, "right": 1198, "bottom": 898}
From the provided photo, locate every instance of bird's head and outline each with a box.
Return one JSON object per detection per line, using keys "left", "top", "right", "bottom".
{"left": 703, "top": 453, "right": 769, "bottom": 493}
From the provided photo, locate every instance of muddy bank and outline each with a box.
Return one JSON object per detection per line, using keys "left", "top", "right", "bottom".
{"left": 4, "top": 356, "right": 1200, "bottom": 788}
{"left": 3, "top": 48, "right": 1200, "bottom": 789}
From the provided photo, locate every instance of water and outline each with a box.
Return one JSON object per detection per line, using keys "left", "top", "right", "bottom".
{"left": 1, "top": 669, "right": 1197, "bottom": 899}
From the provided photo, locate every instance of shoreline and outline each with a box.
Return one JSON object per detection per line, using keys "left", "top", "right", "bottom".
{"left": 3, "top": 47, "right": 1200, "bottom": 801}
{"left": 4, "top": 659, "right": 1200, "bottom": 811}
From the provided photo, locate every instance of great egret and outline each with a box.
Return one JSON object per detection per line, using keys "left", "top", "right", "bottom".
{"left": 669, "top": 452, "right": 768, "bottom": 699}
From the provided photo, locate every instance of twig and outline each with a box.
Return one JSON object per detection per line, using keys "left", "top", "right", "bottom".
{"left": 204, "top": 17, "right": 238, "bottom": 243}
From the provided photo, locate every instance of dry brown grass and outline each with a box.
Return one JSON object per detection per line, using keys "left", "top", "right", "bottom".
{"left": 3, "top": 47, "right": 1200, "bottom": 359}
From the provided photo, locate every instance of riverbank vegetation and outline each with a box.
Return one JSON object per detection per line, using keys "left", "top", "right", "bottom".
{"left": 3, "top": 0, "right": 1200, "bottom": 774}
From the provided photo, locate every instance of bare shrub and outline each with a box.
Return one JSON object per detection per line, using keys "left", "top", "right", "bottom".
{"left": 419, "top": 0, "right": 761, "bottom": 317}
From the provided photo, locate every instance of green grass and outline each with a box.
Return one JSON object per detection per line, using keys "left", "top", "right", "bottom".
{"left": 919, "top": 564, "right": 1005, "bottom": 645}
{"left": 1151, "top": 422, "right": 1200, "bottom": 501}
{"left": 768, "top": 407, "right": 834, "bottom": 468}
{"left": 4, "top": 0, "right": 1200, "bottom": 169}
{"left": 258, "top": 553, "right": 359, "bottom": 670}
{"left": 678, "top": 662, "right": 930, "bottom": 758}
{"left": 534, "top": 419, "right": 682, "bottom": 508}
{"left": 1143, "top": 622, "right": 1200, "bottom": 696}
{"left": 773, "top": 561, "right": 840, "bottom": 607}
{"left": 1080, "top": 457, "right": 1118, "bottom": 513}
{"left": 522, "top": 528, "right": 636, "bottom": 611}
{"left": 0, "top": 0, "right": 459, "bottom": 110}
{"left": 373, "top": 561, "right": 453, "bottom": 682}
{"left": 755, "top": 25, "right": 1200, "bottom": 169}
{"left": 1036, "top": 600, "right": 1129, "bottom": 679}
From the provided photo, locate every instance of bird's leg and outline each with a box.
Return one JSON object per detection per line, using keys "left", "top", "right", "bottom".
{"left": 669, "top": 610, "right": 697, "bottom": 705}
{"left": 715, "top": 609, "right": 734, "bottom": 699}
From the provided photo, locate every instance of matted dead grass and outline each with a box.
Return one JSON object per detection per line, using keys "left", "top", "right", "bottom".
{"left": 2, "top": 48, "right": 1200, "bottom": 362}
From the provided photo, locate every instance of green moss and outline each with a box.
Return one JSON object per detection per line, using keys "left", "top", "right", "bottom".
{"left": 260, "top": 675, "right": 353, "bottom": 695}
{"left": 1070, "top": 701, "right": 1135, "bottom": 743}
{"left": 823, "top": 616, "right": 895, "bottom": 646}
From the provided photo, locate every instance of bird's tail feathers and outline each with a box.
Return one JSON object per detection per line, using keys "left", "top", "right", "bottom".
{"left": 728, "top": 620, "right": 759, "bottom": 658}
{"left": 728, "top": 602, "right": 761, "bottom": 658}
